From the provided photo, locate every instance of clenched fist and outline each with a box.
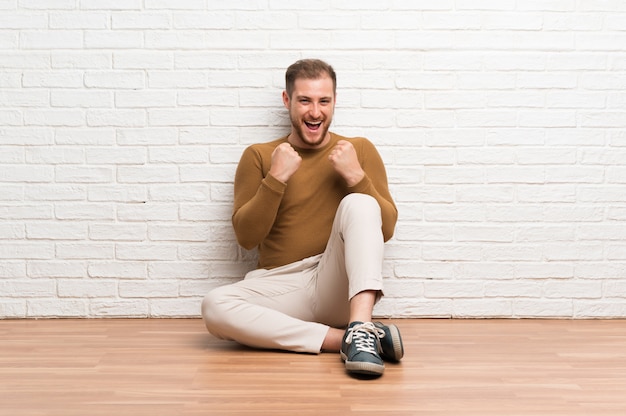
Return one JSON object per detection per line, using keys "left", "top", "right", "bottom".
{"left": 269, "top": 142, "right": 302, "bottom": 183}
{"left": 328, "top": 140, "right": 365, "bottom": 187}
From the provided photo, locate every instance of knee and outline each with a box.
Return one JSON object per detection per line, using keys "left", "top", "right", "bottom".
{"left": 201, "top": 286, "right": 231, "bottom": 334}
{"left": 342, "top": 193, "right": 376, "bottom": 205}
{"left": 338, "top": 194, "right": 381, "bottom": 223}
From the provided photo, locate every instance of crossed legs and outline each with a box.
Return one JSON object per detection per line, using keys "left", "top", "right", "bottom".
{"left": 201, "top": 194, "right": 384, "bottom": 353}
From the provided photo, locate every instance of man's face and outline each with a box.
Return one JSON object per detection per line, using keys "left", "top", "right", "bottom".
{"left": 283, "top": 75, "right": 335, "bottom": 149}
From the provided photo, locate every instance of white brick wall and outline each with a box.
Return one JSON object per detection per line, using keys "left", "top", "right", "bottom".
{"left": 2, "top": 1, "right": 626, "bottom": 319}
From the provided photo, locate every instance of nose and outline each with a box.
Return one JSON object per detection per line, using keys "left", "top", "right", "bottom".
{"left": 309, "top": 103, "right": 321, "bottom": 118}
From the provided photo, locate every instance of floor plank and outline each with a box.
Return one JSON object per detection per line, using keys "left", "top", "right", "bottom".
{"left": 1, "top": 319, "right": 626, "bottom": 415}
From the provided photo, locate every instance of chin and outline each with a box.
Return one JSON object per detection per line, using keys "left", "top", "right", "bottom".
{"left": 304, "top": 134, "right": 323, "bottom": 144}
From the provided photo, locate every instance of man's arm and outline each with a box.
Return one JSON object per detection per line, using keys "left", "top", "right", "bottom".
{"left": 231, "top": 143, "right": 302, "bottom": 250}
{"left": 330, "top": 139, "right": 397, "bottom": 241}
{"left": 231, "top": 147, "right": 283, "bottom": 250}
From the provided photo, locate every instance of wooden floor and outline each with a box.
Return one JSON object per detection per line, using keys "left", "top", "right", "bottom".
{"left": 1, "top": 319, "right": 626, "bottom": 416}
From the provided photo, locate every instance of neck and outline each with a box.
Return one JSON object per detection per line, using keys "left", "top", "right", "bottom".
{"left": 288, "top": 132, "right": 331, "bottom": 150}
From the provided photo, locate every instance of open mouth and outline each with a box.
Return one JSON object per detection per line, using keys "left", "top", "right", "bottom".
{"left": 304, "top": 121, "right": 322, "bottom": 131}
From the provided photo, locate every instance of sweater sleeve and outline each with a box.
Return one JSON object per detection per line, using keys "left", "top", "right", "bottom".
{"left": 231, "top": 145, "right": 286, "bottom": 250}
{"left": 349, "top": 138, "right": 398, "bottom": 242}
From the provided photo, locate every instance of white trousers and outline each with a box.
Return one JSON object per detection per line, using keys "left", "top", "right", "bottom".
{"left": 201, "top": 194, "right": 385, "bottom": 353}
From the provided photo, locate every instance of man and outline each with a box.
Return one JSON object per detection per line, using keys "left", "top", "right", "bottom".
{"left": 202, "top": 59, "right": 403, "bottom": 377}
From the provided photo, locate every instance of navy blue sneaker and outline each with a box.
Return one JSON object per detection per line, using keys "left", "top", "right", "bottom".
{"left": 374, "top": 322, "right": 404, "bottom": 362}
{"left": 340, "top": 321, "right": 385, "bottom": 377}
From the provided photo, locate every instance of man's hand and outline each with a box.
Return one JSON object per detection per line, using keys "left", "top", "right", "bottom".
{"left": 328, "top": 140, "right": 365, "bottom": 187}
{"left": 268, "top": 142, "right": 302, "bottom": 183}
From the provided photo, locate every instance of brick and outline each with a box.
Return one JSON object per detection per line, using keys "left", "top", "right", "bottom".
{"left": 49, "top": 12, "right": 108, "bottom": 29}
{"left": 0, "top": 52, "right": 49, "bottom": 68}
{"left": 28, "top": 261, "right": 87, "bottom": 278}
{"left": 148, "top": 261, "right": 210, "bottom": 279}
{"left": 55, "top": 166, "right": 113, "bottom": 183}
{"left": 0, "top": 165, "right": 53, "bottom": 182}
{"left": 0, "top": 279, "right": 57, "bottom": 298}
{"left": 394, "top": 224, "right": 453, "bottom": 242}
{"left": 148, "top": 184, "right": 209, "bottom": 202}
{"left": 85, "top": 147, "right": 146, "bottom": 164}
{"left": 149, "top": 147, "right": 209, "bottom": 164}
{"left": 55, "top": 203, "right": 115, "bottom": 220}
{"left": 0, "top": 204, "right": 52, "bottom": 220}
{"left": 80, "top": 0, "right": 142, "bottom": 10}
{"left": 0, "top": 301, "right": 26, "bottom": 318}
{"left": 51, "top": 52, "right": 112, "bottom": 69}
{"left": 455, "top": 263, "right": 516, "bottom": 279}
{"left": 515, "top": 263, "right": 573, "bottom": 279}
{"left": 57, "top": 279, "right": 117, "bottom": 298}
{"left": 26, "top": 146, "right": 84, "bottom": 164}
{"left": 89, "top": 300, "right": 148, "bottom": 317}
{"left": 145, "top": 0, "right": 205, "bottom": 10}
{"left": 114, "top": 52, "right": 174, "bottom": 70}
{"left": 24, "top": 184, "right": 87, "bottom": 201}
{"left": 0, "top": 90, "right": 50, "bottom": 107}
{"left": 179, "top": 202, "right": 230, "bottom": 222}
{"left": 87, "top": 109, "right": 146, "bottom": 127}
{"left": 20, "top": 0, "right": 75, "bottom": 9}
{"left": 55, "top": 128, "right": 115, "bottom": 145}
{"left": 119, "top": 280, "right": 179, "bottom": 298}
{"left": 149, "top": 298, "right": 202, "bottom": 317}
{"left": 115, "top": 243, "right": 178, "bottom": 261}
{"left": 20, "top": 30, "right": 82, "bottom": 49}
{"left": 0, "top": 109, "right": 22, "bottom": 125}
{"left": 26, "top": 223, "right": 88, "bottom": 240}
{"left": 145, "top": 31, "right": 207, "bottom": 49}
{"left": 544, "top": 243, "right": 604, "bottom": 261}
{"left": 456, "top": 186, "right": 515, "bottom": 203}
{"left": 425, "top": 280, "right": 485, "bottom": 298}
{"left": 453, "top": 299, "right": 512, "bottom": 318}
{"left": 545, "top": 279, "right": 603, "bottom": 298}
{"left": 456, "top": 226, "right": 515, "bottom": 242}
{"left": 0, "top": 12, "right": 47, "bottom": 28}
{"left": 117, "top": 166, "right": 178, "bottom": 183}
{"left": 173, "top": 12, "right": 233, "bottom": 29}
{"left": 88, "top": 261, "right": 147, "bottom": 279}
{"left": 24, "top": 109, "right": 84, "bottom": 127}
{"left": 27, "top": 299, "right": 87, "bottom": 318}
{"left": 87, "top": 185, "right": 148, "bottom": 203}
{"left": 422, "top": 244, "right": 483, "bottom": 261}
{"left": 0, "top": 261, "right": 25, "bottom": 278}
{"left": 84, "top": 71, "right": 145, "bottom": 89}
{"left": 179, "top": 89, "right": 238, "bottom": 107}
{"left": 51, "top": 90, "right": 114, "bottom": 108}
{"left": 56, "top": 243, "right": 115, "bottom": 260}
{"left": 0, "top": 4, "right": 625, "bottom": 320}
{"left": 513, "top": 299, "right": 573, "bottom": 318}
{"left": 517, "top": 185, "right": 576, "bottom": 203}
{"left": 148, "top": 224, "right": 209, "bottom": 242}
{"left": 112, "top": 12, "right": 172, "bottom": 29}
{"left": 147, "top": 109, "right": 208, "bottom": 126}
{"left": 89, "top": 223, "right": 147, "bottom": 241}
{"left": 116, "top": 204, "right": 178, "bottom": 221}
{"left": 391, "top": 299, "right": 453, "bottom": 318}
{"left": 578, "top": 186, "right": 626, "bottom": 202}
{"left": 116, "top": 128, "right": 178, "bottom": 146}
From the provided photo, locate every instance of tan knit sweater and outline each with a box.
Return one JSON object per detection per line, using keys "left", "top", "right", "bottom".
{"left": 232, "top": 132, "right": 397, "bottom": 269}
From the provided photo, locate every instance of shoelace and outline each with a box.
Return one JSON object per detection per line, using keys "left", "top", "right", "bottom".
{"left": 345, "top": 322, "right": 385, "bottom": 355}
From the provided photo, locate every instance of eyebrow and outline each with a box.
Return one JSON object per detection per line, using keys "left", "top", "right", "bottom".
{"left": 295, "top": 95, "right": 333, "bottom": 100}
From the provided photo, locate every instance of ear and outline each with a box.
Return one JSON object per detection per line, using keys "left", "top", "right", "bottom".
{"left": 282, "top": 90, "right": 291, "bottom": 109}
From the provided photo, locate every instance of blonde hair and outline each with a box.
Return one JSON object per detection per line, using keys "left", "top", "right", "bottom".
{"left": 285, "top": 59, "right": 336, "bottom": 98}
